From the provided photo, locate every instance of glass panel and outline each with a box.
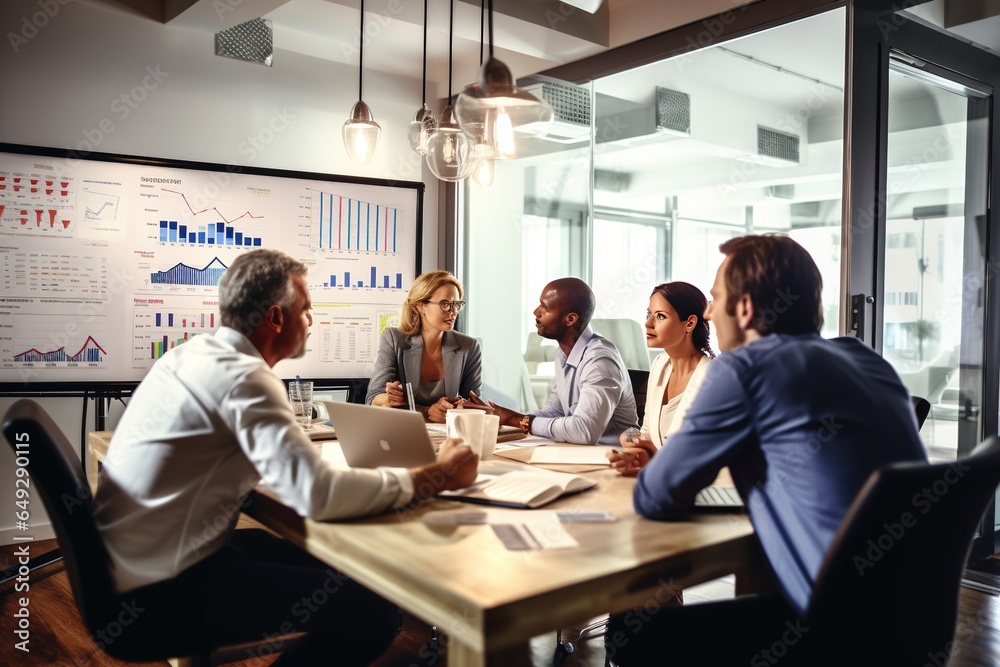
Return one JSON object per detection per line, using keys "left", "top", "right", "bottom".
{"left": 881, "top": 61, "right": 988, "bottom": 462}
{"left": 460, "top": 9, "right": 848, "bottom": 409}
{"left": 590, "top": 9, "right": 846, "bottom": 347}
{"left": 462, "top": 93, "right": 594, "bottom": 411}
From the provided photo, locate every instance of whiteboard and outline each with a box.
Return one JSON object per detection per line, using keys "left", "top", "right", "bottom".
{"left": 0, "top": 144, "right": 422, "bottom": 390}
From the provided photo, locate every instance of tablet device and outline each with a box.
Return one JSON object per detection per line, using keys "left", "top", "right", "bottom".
{"left": 324, "top": 402, "right": 436, "bottom": 468}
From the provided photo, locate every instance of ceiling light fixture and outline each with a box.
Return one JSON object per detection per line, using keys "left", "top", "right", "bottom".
{"left": 406, "top": 0, "right": 437, "bottom": 156}
{"left": 471, "top": 0, "right": 494, "bottom": 186}
{"left": 455, "top": 0, "right": 553, "bottom": 160}
{"left": 425, "top": 0, "right": 475, "bottom": 182}
{"left": 343, "top": 0, "right": 380, "bottom": 164}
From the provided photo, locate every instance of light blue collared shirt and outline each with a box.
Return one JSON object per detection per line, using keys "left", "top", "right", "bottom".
{"left": 531, "top": 326, "right": 638, "bottom": 445}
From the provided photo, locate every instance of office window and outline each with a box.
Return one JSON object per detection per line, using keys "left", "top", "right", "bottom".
{"left": 460, "top": 9, "right": 846, "bottom": 408}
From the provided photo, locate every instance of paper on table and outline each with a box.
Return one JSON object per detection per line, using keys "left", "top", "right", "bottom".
{"left": 499, "top": 435, "right": 554, "bottom": 448}
{"left": 497, "top": 445, "right": 614, "bottom": 466}
{"left": 420, "top": 508, "right": 578, "bottom": 550}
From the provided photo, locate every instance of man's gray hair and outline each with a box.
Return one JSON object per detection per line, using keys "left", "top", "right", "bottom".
{"left": 218, "top": 249, "right": 307, "bottom": 335}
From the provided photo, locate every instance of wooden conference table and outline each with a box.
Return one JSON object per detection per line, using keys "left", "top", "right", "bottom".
{"left": 87, "top": 431, "right": 764, "bottom": 667}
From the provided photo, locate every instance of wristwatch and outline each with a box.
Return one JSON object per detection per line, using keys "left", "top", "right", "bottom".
{"left": 519, "top": 414, "right": 532, "bottom": 433}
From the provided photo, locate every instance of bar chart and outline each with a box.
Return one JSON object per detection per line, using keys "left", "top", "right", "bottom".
{"left": 13, "top": 335, "right": 106, "bottom": 363}
{"left": 159, "top": 220, "right": 262, "bottom": 246}
{"left": 312, "top": 190, "right": 400, "bottom": 253}
{"left": 151, "top": 257, "right": 228, "bottom": 286}
{"left": 321, "top": 265, "right": 403, "bottom": 290}
{"left": 134, "top": 308, "right": 218, "bottom": 361}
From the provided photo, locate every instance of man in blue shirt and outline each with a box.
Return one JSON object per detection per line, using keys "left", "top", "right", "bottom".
{"left": 475, "top": 277, "right": 638, "bottom": 444}
{"left": 607, "top": 235, "right": 925, "bottom": 665}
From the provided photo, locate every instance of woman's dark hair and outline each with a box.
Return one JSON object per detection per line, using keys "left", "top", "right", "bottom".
{"left": 651, "top": 281, "right": 714, "bottom": 357}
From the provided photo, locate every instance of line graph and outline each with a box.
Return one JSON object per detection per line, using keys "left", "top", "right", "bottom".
{"left": 151, "top": 257, "right": 228, "bottom": 285}
{"left": 162, "top": 188, "right": 265, "bottom": 224}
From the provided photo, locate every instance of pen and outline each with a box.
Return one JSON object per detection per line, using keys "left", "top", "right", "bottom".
{"left": 405, "top": 382, "right": 416, "bottom": 412}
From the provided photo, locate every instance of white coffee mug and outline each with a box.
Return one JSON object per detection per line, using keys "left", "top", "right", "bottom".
{"left": 446, "top": 409, "right": 499, "bottom": 459}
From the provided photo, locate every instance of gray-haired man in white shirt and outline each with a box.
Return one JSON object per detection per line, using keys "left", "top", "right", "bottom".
{"left": 94, "top": 249, "right": 477, "bottom": 665}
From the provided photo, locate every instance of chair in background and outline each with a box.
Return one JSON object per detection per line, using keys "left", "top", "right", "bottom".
{"left": 628, "top": 369, "right": 650, "bottom": 426}
{"left": 590, "top": 318, "right": 650, "bottom": 371}
{"left": 911, "top": 395, "right": 931, "bottom": 430}
{"left": 524, "top": 331, "right": 557, "bottom": 409}
{"left": 1, "top": 399, "right": 293, "bottom": 667}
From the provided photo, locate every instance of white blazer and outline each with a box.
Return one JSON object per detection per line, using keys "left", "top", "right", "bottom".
{"left": 641, "top": 353, "right": 712, "bottom": 448}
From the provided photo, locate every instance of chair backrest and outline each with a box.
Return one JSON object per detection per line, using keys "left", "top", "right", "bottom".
{"left": 804, "top": 436, "right": 1000, "bottom": 664}
{"left": 590, "top": 318, "right": 650, "bottom": 371}
{"left": 1, "top": 399, "right": 117, "bottom": 635}
{"left": 523, "top": 331, "right": 557, "bottom": 374}
{"left": 628, "top": 369, "right": 650, "bottom": 426}
{"left": 911, "top": 394, "right": 931, "bottom": 429}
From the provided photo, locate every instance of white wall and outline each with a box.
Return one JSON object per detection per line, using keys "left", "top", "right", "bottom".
{"left": 0, "top": 0, "right": 441, "bottom": 541}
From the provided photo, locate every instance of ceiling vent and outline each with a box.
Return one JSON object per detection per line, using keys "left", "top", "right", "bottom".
{"left": 739, "top": 125, "right": 800, "bottom": 167}
{"left": 655, "top": 87, "right": 691, "bottom": 136}
{"left": 216, "top": 18, "right": 273, "bottom": 67}
{"left": 521, "top": 79, "right": 591, "bottom": 144}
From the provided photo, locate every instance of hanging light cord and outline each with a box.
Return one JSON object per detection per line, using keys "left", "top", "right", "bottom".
{"left": 487, "top": 0, "right": 494, "bottom": 58}
{"left": 447, "top": 0, "right": 454, "bottom": 100}
{"left": 479, "top": 0, "right": 485, "bottom": 66}
{"left": 359, "top": 0, "right": 366, "bottom": 101}
{"left": 421, "top": 0, "right": 428, "bottom": 107}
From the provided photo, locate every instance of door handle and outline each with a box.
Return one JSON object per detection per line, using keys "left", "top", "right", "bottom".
{"left": 850, "top": 294, "right": 874, "bottom": 340}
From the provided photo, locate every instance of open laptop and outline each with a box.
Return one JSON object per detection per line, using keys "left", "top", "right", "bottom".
{"left": 693, "top": 485, "right": 745, "bottom": 511}
{"left": 324, "top": 402, "right": 436, "bottom": 468}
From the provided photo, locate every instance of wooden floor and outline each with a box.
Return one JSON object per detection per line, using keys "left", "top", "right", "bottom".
{"left": 2, "top": 538, "right": 999, "bottom": 666}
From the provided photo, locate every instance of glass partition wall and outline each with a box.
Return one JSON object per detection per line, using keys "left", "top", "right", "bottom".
{"left": 460, "top": 9, "right": 846, "bottom": 410}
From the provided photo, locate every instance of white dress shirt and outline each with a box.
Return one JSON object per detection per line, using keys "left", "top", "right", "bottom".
{"left": 94, "top": 327, "right": 414, "bottom": 592}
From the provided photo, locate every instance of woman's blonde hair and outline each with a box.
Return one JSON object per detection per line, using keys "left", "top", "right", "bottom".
{"left": 398, "top": 270, "right": 464, "bottom": 335}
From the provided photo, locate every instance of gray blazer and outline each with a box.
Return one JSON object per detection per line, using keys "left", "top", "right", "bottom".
{"left": 365, "top": 328, "right": 483, "bottom": 406}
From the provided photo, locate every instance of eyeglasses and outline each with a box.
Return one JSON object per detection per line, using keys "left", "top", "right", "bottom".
{"left": 423, "top": 299, "right": 465, "bottom": 313}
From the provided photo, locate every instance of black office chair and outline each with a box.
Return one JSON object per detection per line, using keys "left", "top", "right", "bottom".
{"left": 911, "top": 394, "right": 932, "bottom": 429}
{"left": 608, "top": 435, "right": 1000, "bottom": 666}
{"left": 627, "top": 368, "right": 650, "bottom": 426}
{"left": 800, "top": 435, "right": 1000, "bottom": 665}
{"left": 1, "top": 399, "right": 288, "bottom": 666}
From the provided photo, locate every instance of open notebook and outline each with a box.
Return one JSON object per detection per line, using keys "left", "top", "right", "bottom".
{"left": 439, "top": 461, "right": 597, "bottom": 509}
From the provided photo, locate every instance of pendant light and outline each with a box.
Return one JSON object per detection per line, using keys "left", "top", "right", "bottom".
{"left": 470, "top": 0, "right": 495, "bottom": 186}
{"left": 455, "top": 0, "right": 553, "bottom": 159}
{"left": 425, "top": 0, "right": 475, "bottom": 182}
{"left": 343, "top": 0, "right": 381, "bottom": 164}
{"left": 406, "top": 0, "right": 437, "bottom": 156}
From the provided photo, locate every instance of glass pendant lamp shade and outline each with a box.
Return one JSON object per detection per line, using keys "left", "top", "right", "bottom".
{"left": 407, "top": 105, "right": 437, "bottom": 156}
{"left": 408, "top": 0, "right": 437, "bottom": 156}
{"left": 343, "top": 100, "right": 381, "bottom": 164}
{"left": 455, "top": 55, "right": 553, "bottom": 159}
{"left": 426, "top": 104, "right": 475, "bottom": 182}
{"left": 343, "top": 0, "right": 379, "bottom": 164}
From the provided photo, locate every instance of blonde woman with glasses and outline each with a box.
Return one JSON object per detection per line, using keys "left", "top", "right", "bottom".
{"left": 366, "top": 270, "right": 483, "bottom": 423}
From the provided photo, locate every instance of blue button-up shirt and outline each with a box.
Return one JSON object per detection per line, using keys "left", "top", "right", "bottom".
{"left": 531, "top": 326, "right": 638, "bottom": 445}
{"left": 633, "top": 334, "right": 926, "bottom": 613}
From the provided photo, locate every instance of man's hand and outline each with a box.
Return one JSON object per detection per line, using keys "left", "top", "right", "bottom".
{"left": 384, "top": 381, "right": 406, "bottom": 407}
{"left": 468, "top": 391, "right": 519, "bottom": 427}
{"left": 409, "top": 438, "right": 478, "bottom": 501}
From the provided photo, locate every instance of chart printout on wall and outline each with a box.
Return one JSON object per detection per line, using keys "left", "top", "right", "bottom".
{"left": 0, "top": 144, "right": 422, "bottom": 389}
